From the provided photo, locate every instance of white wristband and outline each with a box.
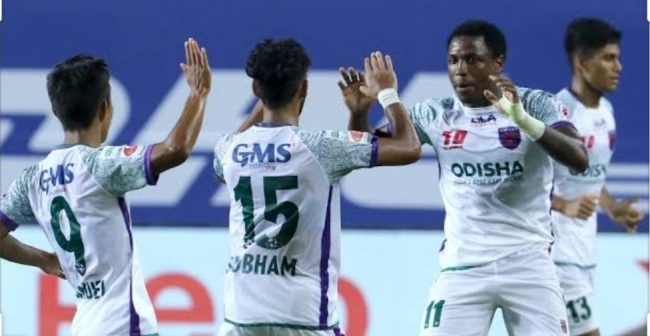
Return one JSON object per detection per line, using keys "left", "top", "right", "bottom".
{"left": 515, "top": 113, "right": 546, "bottom": 141}
{"left": 499, "top": 97, "right": 546, "bottom": 141}
{"left": 378, "top": 88, "right": 400, "bottom": 109}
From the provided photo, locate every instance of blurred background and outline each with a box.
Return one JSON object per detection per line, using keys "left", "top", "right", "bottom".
{"left": 0, "top": 0, "right": 647, "bottom": 335}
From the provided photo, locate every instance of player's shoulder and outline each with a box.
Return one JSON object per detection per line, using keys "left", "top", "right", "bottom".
{"left": 600, "top": 96, "right": 614, "bottom": 114}
{"left": 294, "top": 128, "right": 373, "bottom": 146}
{"left": 17, "top": 163, "right": 40, "bottom": 187}
{"left": 554, "top": 88, "right": 581, "bottom": 113}
{"left": 518, "top": 86, "right": 556, "bottom": 105}
{"left": 518, "top": 86, "right": 568, "bottom": 117}
{"left": 410, "top": 97, "right": 455, "bottom": 116}
{"left": 213, "top": 132, "right": 241, "bottom": 155}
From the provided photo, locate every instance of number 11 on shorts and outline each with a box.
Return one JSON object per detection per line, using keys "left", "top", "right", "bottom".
{"left": 423, "top": 300, "right": 445, "bottom": 328}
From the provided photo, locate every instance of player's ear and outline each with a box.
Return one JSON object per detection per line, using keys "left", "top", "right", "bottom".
{"left": 97, "top": 102, "right": 107, "bottom": 122}
{"left": 494, "top": 55, "right": 505, "bottom": 73}
{"left": 252, "top": 80, "right": 262, "bottom": 99}
{"left": 299, "top": 79, "right": 308, "bottom": 99}
{"left": 574, "top": 53, "right": 589, "bottom": 73}
{"left": 298, "top": 80, "right": 308, "bottom": 116}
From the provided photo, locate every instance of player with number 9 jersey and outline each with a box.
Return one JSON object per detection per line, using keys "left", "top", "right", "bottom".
{"left": 0, "top": 38, "right": 213, "bottom": 336}
{"left": 1, "top": 144, "right": 160, "bottom": 335}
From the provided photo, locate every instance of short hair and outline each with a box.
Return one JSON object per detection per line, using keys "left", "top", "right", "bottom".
{"left": 46, "top": 55, "right": 111, "bottom": 131}
{"left": 565, "top": 18, "right": 622, "bottom": 61}
{"left": 245, "top": 39, "right": 311, "bottom": 109}
{"left": 447, "top": 20, "right": 507, "bottom": 60}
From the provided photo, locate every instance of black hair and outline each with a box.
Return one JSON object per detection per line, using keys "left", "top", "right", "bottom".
{"left": 245, "top": 38, "right": 311, "bottom": 109}
{"left": 447, "top": 20, "right": 507, "bottom": 60}
{"left": 565, "top": 18, "right": 621, "bottom": 63}
{"left": 46, "top": 54, "right": 111, "bottom": 131}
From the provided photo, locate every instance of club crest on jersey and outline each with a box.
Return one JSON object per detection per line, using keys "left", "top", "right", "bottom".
{"left": 560, "top": 319, "right": 567, "bottom": 333}
{"left": 470, "top": 114, "right": 497, "bottom": 128}
{"left": 498, "top": 127, "right": 521, "bottom": 150}
{"left": 551, "top": 97, "right": 570, "bottom": 120}
{"left": 122, "top": 145, "right": 140, "bottom": 157}
{"left": 349, "top": 131, "right": 365, "bottom": 142}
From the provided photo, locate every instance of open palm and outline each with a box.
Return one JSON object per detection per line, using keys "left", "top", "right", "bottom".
{"left": 338, "top": 67, "right": 374, "bottom": 114}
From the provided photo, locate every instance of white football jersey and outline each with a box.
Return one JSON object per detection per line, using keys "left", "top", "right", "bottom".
{"left": 0, "top": 143, "right": 159, "bottom": 336}
{"left": 406, "top": 87, "right": 572, "bottom": 270}
{"left": 551, "top": 88, "right": 616, "bottom": 268}
{"left": 213, "top": 124, "right": 377, "bottom": 330}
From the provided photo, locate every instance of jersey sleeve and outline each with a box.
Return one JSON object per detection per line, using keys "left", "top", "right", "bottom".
{"left": 297, "top": 130, "right": 377, "bottom": 183}
{"left": 521, "top": 89, "right": 574, "bottom": 130}
{"left": 0, "top": 166, "right": 37, "bottom": 231}
{"left": 80, "top": 145, "right": 158, "bottom": 197}
{"left": 213, "top": 133, "right": 236, "bottom": 182}
{"left": 374, "top": 99, "right": 439, "bottom": 146}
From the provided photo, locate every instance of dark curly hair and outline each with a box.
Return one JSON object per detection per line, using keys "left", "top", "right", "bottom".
{"left": 447, "top": 20, "right": 507, "bottom": 61}
{"left": 245, "top": 38, "right": 311, "bottom": 109}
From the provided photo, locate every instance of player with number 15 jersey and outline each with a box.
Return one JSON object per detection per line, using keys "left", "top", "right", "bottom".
{"left": 214, "top": 40, "right": 420, "bottom": 336}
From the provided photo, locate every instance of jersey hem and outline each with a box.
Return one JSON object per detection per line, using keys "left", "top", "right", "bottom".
{"left": 554, "top": 261, "right": 597, "bottom": 270}
{"left": 224, "top": 318, "right": 340, "bottom": 330}
{"left": 0, "top": 210, "right": 19, "bottom": 231}
{"left": 440, "top": 264, "right": 484, "bottom": 272}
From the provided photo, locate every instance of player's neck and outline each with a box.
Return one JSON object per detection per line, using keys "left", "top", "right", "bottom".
{"left": 62, "top": 129, "right": 103, "bottom": 148}
{"left": 262, "top": 107, "right": 299, "bottom": 126}
{"left": 570, "top": 78, "right": 602, "bottom": 108}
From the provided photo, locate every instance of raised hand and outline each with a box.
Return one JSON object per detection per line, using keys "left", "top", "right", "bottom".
{"left": 338, "top": 67, "right": 374, "bottom": 115}
{"left": 181, "top": 38, "right": 212, "bottom": 97}
{"left": 358, "top": 51, "right": 398, "bottom": 99}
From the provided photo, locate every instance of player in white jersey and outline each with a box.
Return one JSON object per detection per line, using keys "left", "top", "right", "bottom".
{"left": 550, "top": 18, "right": 645, "bottom": 336}
{"left": 0, "top": 38, "right": 212, "bottom": 336}
{"left": 214, "top": 39, "right": 421, "bottom": 336}
{"left": 347, "top": 20, "right": 590, "bottom": 336}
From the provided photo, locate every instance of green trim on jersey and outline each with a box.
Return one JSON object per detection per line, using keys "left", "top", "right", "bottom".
{"left": 440, "top": 264, "right": 482, "bottom": 272}
{"left": 554, "top": 261, "right": 597, "bottom": 270}
{"left": 143, "top": 333, "right": 159, "bottom": 336}
{"left": 224, "top": 318, "right": 340, "bottom": 330}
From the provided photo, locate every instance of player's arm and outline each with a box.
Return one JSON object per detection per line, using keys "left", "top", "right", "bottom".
{"left": 236, "top": 99, "right": 264, "bottom": 133}
{"left": 534, "top": 126, "right": 587, "bottom": 172}
{"left": 340, "top": 52, "right": 421, "bottom": 165}
{"left": 0, "top": 232, "right": 65, "bottom": 279}
{"left": 551, "top": 194, "right": 598, "bottom": 220}
{"left": 149, "top": 38, "right": 212, "bottom": 176}
{"left": 0, "top": 169, "right": 64, "bottom": 278}
{"left": 484, "top": 77, "right": 588, "bottom": 172}
{"left": 374, "top": 103, "right": 421, "bottom": 165}
{"left": 599, "top": 187, "right": 644, "bottom": 232}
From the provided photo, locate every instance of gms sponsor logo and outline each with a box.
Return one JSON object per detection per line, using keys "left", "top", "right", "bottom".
{"left": 470, "top": 114, "right": 497, "bottom": 128}
{"left": 450, "top": 160, "right": 524, "bottom": 185}
{"left": 232, "top": 143, "right": 292, "bottom": 169}
{"left": 570, "top": 163, "right": 607, "bottom": 178}
{"left": 39, "top": 163, "right": 74, "bottom": 193}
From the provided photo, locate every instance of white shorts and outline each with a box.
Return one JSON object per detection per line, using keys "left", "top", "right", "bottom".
{"left": 419, "top": 246, "right": 570, "bottom": 336}
{"left": 218, "top": 322, "right": 344, "bottom": 336}
{"left": 556, "top": 264, "right": 598, "bottom": 336}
